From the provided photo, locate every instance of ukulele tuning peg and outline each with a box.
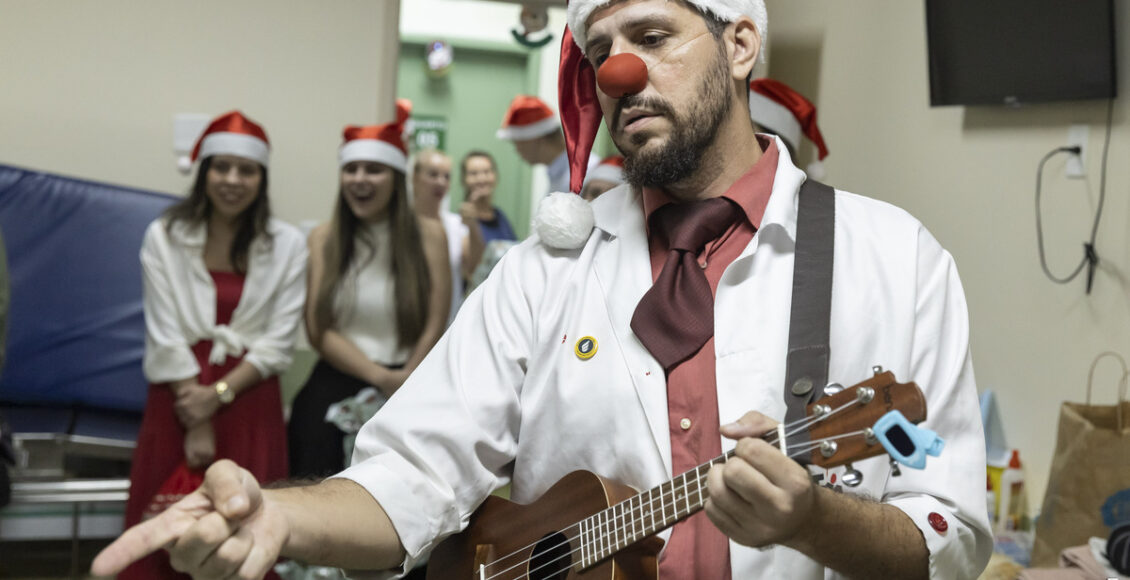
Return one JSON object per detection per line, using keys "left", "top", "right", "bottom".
{"left": 841, "top": 463, "right": 863, "bottom": 487}
{"left": 823, "top": 382, "right": 844, "bottom": 396}
{"left": 889, "top": 457, "right": 902, "bottom": 477}
{"left": 872, "top": 365, "right": 884, "bottom": 376}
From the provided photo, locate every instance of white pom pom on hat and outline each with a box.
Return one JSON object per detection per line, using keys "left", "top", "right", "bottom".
{"left": 534, "top": 192, "right": 596, "bottom": 250}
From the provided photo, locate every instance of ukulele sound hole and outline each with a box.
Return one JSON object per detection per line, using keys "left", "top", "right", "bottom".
{"left": 528, "top": 531, "right": 572, "bottom": 580}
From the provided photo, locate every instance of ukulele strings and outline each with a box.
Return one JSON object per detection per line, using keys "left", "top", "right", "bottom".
{"left": 479, "top": 398, "right": 866, "bottom": 580}
{"left": 509, "top": 434, "right": 870, "bottom": 580}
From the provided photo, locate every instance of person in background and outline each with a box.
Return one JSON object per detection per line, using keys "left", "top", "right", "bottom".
{"left": 123, "top": 110, "right": 306, "bottom": 579}
{"left": 748, "top": 78, "right": 830, "bottom": 179}
{"left": 459, "top": 150, "right": 516, "bottom": 245}
{"left": 287, "top": 105, "right": 451, "bottom": 480}
{"left": 580, "top": 154, "right": 625, "bottom": 201}
{"left": 459, "top": 150, "right": 520, "bottom": 294}
{"left": 496, "top": 95, "right": 599, "bottom": 195}
{"left": 411, "top": 149, "right": 483, "bottom": 324}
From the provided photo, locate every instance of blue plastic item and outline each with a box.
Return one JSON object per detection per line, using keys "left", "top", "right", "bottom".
{"left": 873, "top": 410, "right": 945, "bottom": 469}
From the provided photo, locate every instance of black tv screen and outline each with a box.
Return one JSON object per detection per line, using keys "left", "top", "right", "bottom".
{"left": 926, "top": 0, "right": 1116, "bottom": 106}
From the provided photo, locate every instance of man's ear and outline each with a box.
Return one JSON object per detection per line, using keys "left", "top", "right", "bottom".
{"left": 727, "top": 16, "right": 760, "bottom": 83}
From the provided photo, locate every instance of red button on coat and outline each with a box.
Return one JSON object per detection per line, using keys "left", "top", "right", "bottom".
{"left": 928, "top": 512, "right": 948, "bottom": 533}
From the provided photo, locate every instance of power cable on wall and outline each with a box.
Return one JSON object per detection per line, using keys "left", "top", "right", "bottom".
{"left": 1034, "top": 99, "right": 1114, "bottom": 294}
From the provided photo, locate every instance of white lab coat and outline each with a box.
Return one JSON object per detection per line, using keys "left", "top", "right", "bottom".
{"left": 140, "top": 216, "right": 307, "bottom": 383}
{"left": 340, "top": 137, "right": 992, "bottom": 579}
{"left": 439, "top": 210, "right": 468, "bottom": 326}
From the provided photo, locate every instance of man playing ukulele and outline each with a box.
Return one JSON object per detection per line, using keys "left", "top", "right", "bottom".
{"left": 94, "top": 1, "right": 992, "bottom": 578}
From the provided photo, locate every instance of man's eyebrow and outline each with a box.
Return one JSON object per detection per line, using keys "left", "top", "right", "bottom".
{"left": 585, "top": 13, "right": 678, "bottom": 53}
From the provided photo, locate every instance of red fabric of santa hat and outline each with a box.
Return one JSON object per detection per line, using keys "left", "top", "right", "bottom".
{"left": 496, "top": 95, "right": 562, "bottom": 141}
{"left": 559, "top": 0, "right": 768, "bottom": 192}
{"left": 339, "top": 99, "right": 413, "bottom": 173}
{"left": 749, "top": 78, "right": 828, "bottom": 164}
{"left": 191, "top": 110, "right": 270, "bottom": 167}
{"left": 583, "top": 155, "right": 625, "bottom": 185}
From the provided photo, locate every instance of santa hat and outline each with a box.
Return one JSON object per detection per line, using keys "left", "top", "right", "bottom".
{"left": 583, "top": 155, "right": 625, "bottom": 185}
{"left": 339, "top": 99, "right": 413, "bottom": 173}
{"left": 749, "top": 78, "right": 828, "bottom": 178}
{"left": 496, "top": 95, "right": 561, "bottom": 141}
{"left": 537, "top": 0, "right": 768, "bottom": 250}
{"left": 559, "top": 0, "right": 768, "bottom": 193}
{"left": 190, "top": 110, "right": 270, "bottom": 168}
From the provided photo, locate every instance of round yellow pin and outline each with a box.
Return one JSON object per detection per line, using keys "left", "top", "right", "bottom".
{"left": 575, "top": 336, "right": 598, "bottom": 360}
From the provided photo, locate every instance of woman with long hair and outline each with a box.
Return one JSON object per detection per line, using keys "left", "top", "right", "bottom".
{"left": 287, "top": 103, "right": 451, "bottom": 479}
{"left": 122, "top": 111, "right": 306, "bottom": 579}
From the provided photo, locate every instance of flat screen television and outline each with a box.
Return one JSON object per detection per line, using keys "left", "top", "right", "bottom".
{"left": 925, "top": 0, "right": 1117, "bottom": 107}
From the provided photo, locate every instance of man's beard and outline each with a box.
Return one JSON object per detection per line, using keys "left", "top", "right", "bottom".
{"left": 618, "top": 45, "right": 732, "bottom": 189}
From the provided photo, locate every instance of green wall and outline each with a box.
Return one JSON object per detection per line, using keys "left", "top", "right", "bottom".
{"left": 399, "top": 36, "right": 540, "bottom": 238}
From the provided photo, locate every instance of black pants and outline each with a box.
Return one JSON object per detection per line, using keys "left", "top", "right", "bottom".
{"left": 286, "top": 360, "right": 372, "bottom": 479}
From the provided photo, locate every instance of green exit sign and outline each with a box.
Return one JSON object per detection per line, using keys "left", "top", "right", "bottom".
{"left": 412, "top": 114, "right": 448, "bottom": 152}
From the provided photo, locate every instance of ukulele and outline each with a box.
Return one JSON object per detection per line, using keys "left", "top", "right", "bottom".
{"left": 427, "top": 370, "right": 937, "bottom": 580}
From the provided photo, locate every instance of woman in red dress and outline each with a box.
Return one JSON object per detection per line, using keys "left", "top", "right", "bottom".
{"left": 122, "top": 111, "right": 307, "bottom": 579}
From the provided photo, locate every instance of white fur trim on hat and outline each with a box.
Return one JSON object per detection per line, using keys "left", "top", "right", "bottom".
{"left": 339, "top": 140, "right": 408, "bottom": 173}
{"left": 568, "top": 0, "right": 767, "bottom": 58}
{"left": 198, "top": 133, "right": 270, "bottom": 167}
{"left": 496, "top": 115, "right": 561, "bottom": 141}
{"left": 583, "top": 163, "right": 624, "bottom": 185}
{"left": 534, "top": 192, "right": 595, "bottom": 250}
{"left": 748, "top": 90, "right": 801, "bottom": 153}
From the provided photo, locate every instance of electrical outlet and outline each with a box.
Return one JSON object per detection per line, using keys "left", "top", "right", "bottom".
{"left": 1065, "top": 124, "right": 1088, "bottom": 178}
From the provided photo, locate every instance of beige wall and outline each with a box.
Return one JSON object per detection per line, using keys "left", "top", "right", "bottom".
{"left": 766, "top": 0, "right": 1130, "bottom": 507}
{"left": 0, "top": 0, "right": 401, "bottom": 227}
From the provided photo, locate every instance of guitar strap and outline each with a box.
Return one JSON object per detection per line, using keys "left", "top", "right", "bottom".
{"left": 783, "top": 178, "right": 835, "bottom": 449}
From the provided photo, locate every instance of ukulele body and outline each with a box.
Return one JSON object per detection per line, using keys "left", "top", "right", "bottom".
{"left": 427, "top": 470, "right": 662, "bottom": 580}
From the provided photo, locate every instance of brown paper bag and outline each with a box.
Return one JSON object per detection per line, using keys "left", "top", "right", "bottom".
{"left": 1031, "top": 351, "right": 1130, "bottom": 566}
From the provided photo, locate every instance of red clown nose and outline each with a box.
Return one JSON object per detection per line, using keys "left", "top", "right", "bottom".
{"left": 596, "top": 53, "right": 648, "bottom": 98}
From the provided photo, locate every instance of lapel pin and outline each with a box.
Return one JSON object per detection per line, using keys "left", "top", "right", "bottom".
{"left": 575, "top": 336, "right": 598, "bottom": 360}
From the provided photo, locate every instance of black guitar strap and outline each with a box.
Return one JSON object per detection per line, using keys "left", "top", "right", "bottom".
{"left": 783, "top": 179, "right": 835, "bottom": 448}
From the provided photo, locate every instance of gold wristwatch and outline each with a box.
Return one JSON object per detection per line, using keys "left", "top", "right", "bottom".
{"left": 214, "top": 381, "right": 234, "bottom": 405}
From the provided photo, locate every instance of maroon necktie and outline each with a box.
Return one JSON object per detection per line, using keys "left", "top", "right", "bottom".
{"left": 631, "top": 197, "right": 743, "bottom": 373}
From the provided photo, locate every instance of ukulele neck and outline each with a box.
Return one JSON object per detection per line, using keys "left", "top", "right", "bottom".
{"left": 576, "top": 448, "right": 737, "bottom": 568}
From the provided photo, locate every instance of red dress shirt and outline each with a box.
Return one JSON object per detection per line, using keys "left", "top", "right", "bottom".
{"left": 641, "top": 137, "right": 779, "bottom": 579}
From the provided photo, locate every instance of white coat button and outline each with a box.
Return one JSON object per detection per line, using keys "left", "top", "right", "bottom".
{"left": 680, "top": 418, "right": 692, "bottom": 430}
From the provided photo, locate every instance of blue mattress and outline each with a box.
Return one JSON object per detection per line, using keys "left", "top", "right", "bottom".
{"left": 0, "top": 164, "right": 176, "bottom": 438}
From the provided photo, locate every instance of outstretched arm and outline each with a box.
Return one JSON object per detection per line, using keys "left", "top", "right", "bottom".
{"left": 92, "top": 460, "right": 406, "bottom": 578}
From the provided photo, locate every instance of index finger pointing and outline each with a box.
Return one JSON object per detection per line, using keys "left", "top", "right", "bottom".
{"left": 90, "top": 508, "right": 196, "bottom": 576}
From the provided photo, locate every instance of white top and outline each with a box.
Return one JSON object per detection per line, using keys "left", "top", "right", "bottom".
{"left": 335, "top": 221, "right": 411, "bottom": 366}
{"left": 140, "top": 217, "right": 307, "bottom": 383}
{"left": 338, "top": 136, "right": 992, "bottom": 579}
{"left": 439, "top": 210, "right": 468, "bottom": 326}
